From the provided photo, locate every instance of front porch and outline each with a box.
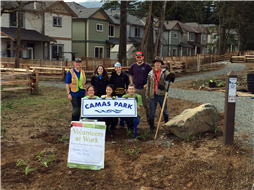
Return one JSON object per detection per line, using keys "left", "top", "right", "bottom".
{"left": 1, "top": 27, "right": 56, "bottom": 60}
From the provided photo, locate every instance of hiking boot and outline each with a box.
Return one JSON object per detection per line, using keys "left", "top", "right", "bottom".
{"left": 164, "top": 117, "right": 169, "bottom": 123}
{"left": 149, "top": 119, "right": 155, "bottom": 133}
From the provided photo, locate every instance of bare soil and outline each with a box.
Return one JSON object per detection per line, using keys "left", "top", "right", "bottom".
{"left": 1, "top": 63, "right": 254, "bottom": 190}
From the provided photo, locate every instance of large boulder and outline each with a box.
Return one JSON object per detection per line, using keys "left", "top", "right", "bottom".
{"left": 162, "top": 103, "right": 219, "bottom": 139}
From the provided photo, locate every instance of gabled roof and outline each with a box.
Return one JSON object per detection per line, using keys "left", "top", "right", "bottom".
{"left": 163, "top": 20, "right": 183, "bottom": 33}
{"left": 184, "top": 22, "right": 208, "bottom": 34}
{"left": 66, "top": 2, "right": 112, "bottom": 22}
{"left": 1, "top": 1, "right": 77, "bottom": 17}
{"left": 105, "top": 10, "right": 144, "bottom": 26}
{"left": 1, "top": 27, "right": 56, "bottom": 42}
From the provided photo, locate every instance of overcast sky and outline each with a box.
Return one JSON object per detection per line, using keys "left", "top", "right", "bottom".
{"left": 64, "top": 0, "right": 100, "bottom": 3}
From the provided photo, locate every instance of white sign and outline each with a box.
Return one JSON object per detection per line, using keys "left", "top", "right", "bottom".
{"left": 81, "top": 98, "right": 137, "bottom": 117}
{"left": 67, "top": 123, "right": 106, "bottom": 170}
{"left": 228, "top": 78, "right": 237, "bottom": 103}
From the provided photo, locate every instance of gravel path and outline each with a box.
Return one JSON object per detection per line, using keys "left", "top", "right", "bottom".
{"left": 168, "top": 61, "right": 253, "bottom": 148}
{"left": 39, "top": 61, "right": 253, "bottom": 147}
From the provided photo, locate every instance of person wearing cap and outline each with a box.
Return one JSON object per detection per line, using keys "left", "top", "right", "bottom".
{"left": 65, "top": 58, "right": 87, "bottom": 121}
{"left": 146, "top": 56, "right": 175, "bottom": 132}
{"left": 109, "top": 62, "right": 129, "bottom": 127}
{"left": 129, "top": 51, "right": 152, "bottom": 124}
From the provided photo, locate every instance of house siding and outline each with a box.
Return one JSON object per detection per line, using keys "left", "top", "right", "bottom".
{"left": 25, "top": 11, "right": 43, "bottom": 33}
{"left": 72, "top": 42, "right": 85, "bottom": 57}
{"left": 73, "top": 20, "right": 86, "bottom": 41}
{"left": 88, "top": 19, "right": 108, "bottom": 41}
{"left": 44, "top": 13, "right": 72, "bottom": 39}
{"left": 1, "top": 13, "right": 10, "bottom": 27}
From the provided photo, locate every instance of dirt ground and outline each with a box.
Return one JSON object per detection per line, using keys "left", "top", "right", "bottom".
{"left": 1, "top": 63, "right": 254, "bottom": 190}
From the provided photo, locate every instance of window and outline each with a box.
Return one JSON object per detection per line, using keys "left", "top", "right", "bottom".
{"left": 203, "top": 35, "right": 206, "bottom": 40}
{"left": 174, "top": 33, "right": 178, "bottom": 38}
{"left": 109, "top": 25, "right": 114, "bottom": 37}
{"left": 96, "top": 24, "right": 103, "bottom": 31}
{"left": 173, "top": 49, "right": 177, "bottom": 56}
{"left": 53, "top": 17, "right": 62, "bottom": 27}
{"left": 135, "top": 27, "right": 140, "bottom": 37}
{"left": 190, "top": 33, "right": 194, "bottom": 41}
{"left": 51, "top": 44, "right": 63, "bottom": 60}
{"left": 95, "top": 47, "right": 103, "bottom": 58}
{"left": 10, "top": 12, "right": 24, "bottom": 27}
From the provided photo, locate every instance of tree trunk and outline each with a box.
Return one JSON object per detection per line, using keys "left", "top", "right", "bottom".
{"left": 147, "top": 14, "right": 154, "bottom": 64}
{"left": 141, "top": 2, "right": 152, "bottom": 63}
{"left": 154, "top": 1, "right": 166, "bottom": 57}
{"left": 15, "top": 8, "right": 22, "bottom": 68}
{"left": 118, "top": 1, "right": 127, "bottom": 66}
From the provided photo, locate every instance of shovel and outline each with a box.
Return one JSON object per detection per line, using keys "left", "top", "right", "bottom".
{"left": 198, "top": 84, "right": 204, "bottom": 91}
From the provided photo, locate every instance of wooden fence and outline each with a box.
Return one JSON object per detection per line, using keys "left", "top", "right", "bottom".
{"left": 1, "top": 52, "right": 237, "bottom": 80}
{"left": 230, "top": 51, "right": 254, "bottom": 63}
{"left": 1, "top": 68, "right": 39, "bottom": 94}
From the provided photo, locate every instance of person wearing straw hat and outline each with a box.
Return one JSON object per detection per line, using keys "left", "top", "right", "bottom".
{"left": 65, "top": 57, "right": 87, "bottom": 121}
{"left": 146, "top": 56, "right": 175, "bottom": 132}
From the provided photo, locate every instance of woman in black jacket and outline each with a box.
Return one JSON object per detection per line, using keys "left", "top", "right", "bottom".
{"left": 91, "top": 65, "right": 109, "bottom": 97}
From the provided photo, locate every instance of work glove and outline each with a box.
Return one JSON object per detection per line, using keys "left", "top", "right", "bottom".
{"left": 165, "top": 72, "right": 175, "bottom": 83}
{"left": 101, "top": 96, "right": 106, "bottom": 99}
{"left": 124, "top": 96, "right": 128, "bottom": 99}
{"left": 112, "top": 96, "right": 116, "bottom": 100}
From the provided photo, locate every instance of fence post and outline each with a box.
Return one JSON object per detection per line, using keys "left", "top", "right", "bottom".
{"left": 223, "top": 71, "right": 237, "bottom": 145}
{"left": 103, "top": 58, "right": 106, "bottom": 67}
{"left": 244, "top": 55, "right": 246, "bottom": 63}
{"left": 35, "top": 69, "right": 39, "bottom": 94}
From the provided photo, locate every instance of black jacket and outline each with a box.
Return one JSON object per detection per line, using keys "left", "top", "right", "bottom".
{"left": 109, "top": 71, "right": 129, "bottom": 96}
{"left": 91, "top": 75, "right": 108, "bottom": 97}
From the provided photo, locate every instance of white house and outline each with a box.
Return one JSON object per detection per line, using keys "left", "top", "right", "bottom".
{"left": 1, "top": 1, "right": 77, "bottom": 61}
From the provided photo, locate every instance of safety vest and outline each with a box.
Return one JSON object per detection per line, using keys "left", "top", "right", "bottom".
{"left": 69, "top": 68, "right": 86, "bottom": 92}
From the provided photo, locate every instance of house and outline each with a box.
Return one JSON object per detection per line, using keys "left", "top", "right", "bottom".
{"left": 105, "top": 9, "right": 146, "bottom": 59}
{"left": 67, "top": 2, "right": 114, "bottom": 58}
{"left": 158, "top": 20, "right": 190, "bottom": 56}
{"left": 203, "top": 24, "right": 239, "bottom": 54}
{"left": 1, "top": 1, "right": 77, "bottom": 61}
{"left": 180, "top": 22, "right": 208, "bottom": 55}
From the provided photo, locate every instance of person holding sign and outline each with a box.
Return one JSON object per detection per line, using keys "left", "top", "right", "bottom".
{"left": 101, "top": 84, "right": 118, "bottom": 135}
{"left": 65, "top": 58, "right": 87, "bottom": 121}
{"left": 84, "top": 85, "right": 99, "bottom": 99}
{"left": 146, "top": 56, "right": 175, "bottom": 133}
{"left": 91, "top": 65, "right": 109, "bottom": 97}
{"left": 123, "top": 84, "right": 142, "bottom": 131}
{"left": 109, "top": 62, "right": 129, "bottom": 128}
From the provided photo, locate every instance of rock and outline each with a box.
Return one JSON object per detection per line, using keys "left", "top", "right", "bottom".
{"left": 162, "top": 103, "right": 219, "bottom": 139}
{"left": 68, "top": 171, "right": 72, "bottom": 175}
{"left": 155, "top": 155, "right": 164, "bottom": 159}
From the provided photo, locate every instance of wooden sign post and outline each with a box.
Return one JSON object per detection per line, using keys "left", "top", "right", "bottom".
{"left": 223, "top": 71, "right": 237, "bottom": 145}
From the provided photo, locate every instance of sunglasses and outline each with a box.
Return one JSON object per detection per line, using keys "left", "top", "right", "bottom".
{"left": 136, "top": 53, "right": 143, "bottom": 56}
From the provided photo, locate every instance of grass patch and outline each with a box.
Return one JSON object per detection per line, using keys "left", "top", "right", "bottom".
{"left": 1, "top": 86, "right": 71, "bottom": 129}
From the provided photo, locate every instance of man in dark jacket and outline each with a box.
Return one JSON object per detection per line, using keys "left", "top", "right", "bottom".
{"left": 110, "top": 62, "right": 129, "bottom": 127}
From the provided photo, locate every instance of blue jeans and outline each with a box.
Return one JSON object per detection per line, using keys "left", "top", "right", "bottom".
{"left": 71, "top": 97, "right": 82, "bottom": 121}
{"left": 125, "top": 116, "right": 140, "bottom": 130}
{"left": 149, "top": 94, "right": 169, "bottom": 120}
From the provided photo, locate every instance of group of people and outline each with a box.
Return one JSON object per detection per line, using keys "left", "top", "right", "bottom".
{"left": 65, "top": 52, "right": 175, "bottom": 135}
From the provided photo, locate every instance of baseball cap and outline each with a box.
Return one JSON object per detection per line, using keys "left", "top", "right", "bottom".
{"left": 136, "top": 51, "right": 143, "bottom": 58}
{"left": 114, "top": 62, "right": 121, "bottom": 67}
{"left": 75, "top": 58, "right": 82, "bottom": 62}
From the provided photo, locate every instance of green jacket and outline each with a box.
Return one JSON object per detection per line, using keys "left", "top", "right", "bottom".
{"left": 122, "top": 93, "right": 142, "bottom": 117}
{"left": 145, "top": 68, "right": 170, "bottom": 99}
